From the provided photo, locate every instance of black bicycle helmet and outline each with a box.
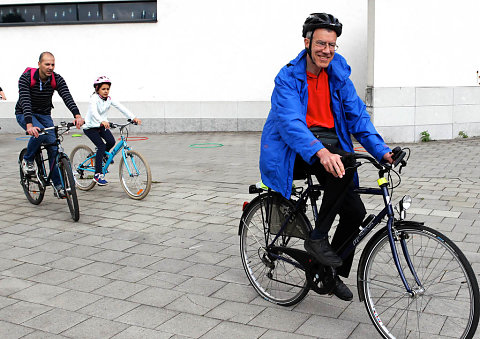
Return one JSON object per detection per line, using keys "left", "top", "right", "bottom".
{"left": 302, "top": 13, "right": 342, "bottom": 38}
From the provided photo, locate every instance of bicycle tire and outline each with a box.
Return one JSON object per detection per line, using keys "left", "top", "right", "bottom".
{"left": 358, "top": 224, "right": 479, "bottom": 339}
{"left": 239, "top": 192, "right": 310, "bottom": 306}
{"left": 119, "top": 150, "right": 152, "bottom": 200}
{"left": 70, "top": 145, "right": 96, "bottom": 191}
{"left": 18, "top": 148, "right": 45, "bottom": 205}
{"left": 59, "top": 157, "right": 80, "bottom": 221}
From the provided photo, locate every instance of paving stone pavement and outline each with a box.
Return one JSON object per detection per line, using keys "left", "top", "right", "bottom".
{"left": 0, "top": 128, "right": 479, "bottom": 338}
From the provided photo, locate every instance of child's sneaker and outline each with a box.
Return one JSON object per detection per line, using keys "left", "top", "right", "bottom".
{"left": 93, "top": 173, "right": 108, "bottom": 186}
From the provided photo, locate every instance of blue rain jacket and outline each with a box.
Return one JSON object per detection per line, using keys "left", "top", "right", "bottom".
{"left": 260, "top": 49, "right": 390, "bottom": 198}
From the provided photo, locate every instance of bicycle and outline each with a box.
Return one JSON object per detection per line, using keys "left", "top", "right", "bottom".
{"left": 70, "top": 120, "right": 152, "bottom": 200}
{"left": 239, "top": 147, "right": 479, "bottom": 338}
{"left": 18, "top": 121, "right": 80, "bottom": 221}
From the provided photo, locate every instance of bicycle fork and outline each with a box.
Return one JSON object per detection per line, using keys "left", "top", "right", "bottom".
{"left": 121, "top": 148, "right": 140, "bottom": 177}
{"left": 380, "top": 183, "right": 423, "bottom": 297}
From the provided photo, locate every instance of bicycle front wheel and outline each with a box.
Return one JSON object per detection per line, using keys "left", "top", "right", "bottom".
{"left": 239, "top": 192, "right": 310, "bottom": 306}
{"left": 119, "top": 150, "right": 152, "bottom": 200}
{"left": 359, "top": 224, "right": 479, "bottom": 339}
{"left": 59, "top": 157, "right": 80, "bottom": 221}
{"left": 19, "top": 148, "right": 45, "bottom": 205}
{"left": 70, "top": 145, "right": 96, "bottom": 191}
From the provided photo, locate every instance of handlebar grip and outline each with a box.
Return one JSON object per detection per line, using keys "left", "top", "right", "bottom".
{"left": 391, "top": 147, "right": 406, "bottom": 167}
{"left": 67, "top": 122, "right": 75, "bottom": 128}
{"left": 25, "top": 128, "right": 45, "bottom": 135}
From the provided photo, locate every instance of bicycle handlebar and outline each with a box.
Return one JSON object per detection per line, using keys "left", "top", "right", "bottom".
{"left": 109, "top": 119, "right": 138, "bottom": 129}
{"left": 25, "top": 121, "right": 75, "bottom": 135}
{"left": 341, "top": 146, "right": 408, "bottom": 172}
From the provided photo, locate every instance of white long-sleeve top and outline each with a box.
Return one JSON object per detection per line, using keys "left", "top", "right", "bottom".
{"left": 84, "top": 94, "right": 135, "bottom": 129}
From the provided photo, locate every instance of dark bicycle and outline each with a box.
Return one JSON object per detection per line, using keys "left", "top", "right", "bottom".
{"left": 239, "top": 147, "right": 479, "bottom": 338}
{"left": 18, "top": 121, "right": 80, "bottom": 221}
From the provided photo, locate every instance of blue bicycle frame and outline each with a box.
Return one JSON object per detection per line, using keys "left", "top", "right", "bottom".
{"left": 76, "top": 135, "right": 141, "bottom": 177}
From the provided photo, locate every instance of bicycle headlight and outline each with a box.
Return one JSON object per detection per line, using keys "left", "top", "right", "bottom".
{"left": 400, "top": 195, "right": 412, "bottom": 211}
{"left": 396, "top": 195, "right": 412, "bottom": 220}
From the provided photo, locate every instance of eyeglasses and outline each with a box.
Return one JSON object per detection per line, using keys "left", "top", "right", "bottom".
{"left": 313, "top": 40, "right": 338, "bottom": 51}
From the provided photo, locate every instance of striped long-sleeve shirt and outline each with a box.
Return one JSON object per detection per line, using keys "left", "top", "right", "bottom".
{"left": 15, "top": 69, "right": 80, "bottom": 124}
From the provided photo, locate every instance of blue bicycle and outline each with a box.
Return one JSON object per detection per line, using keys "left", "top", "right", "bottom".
{"left": 239, "top": 147, "right": 479, "bottom": 338}
{"left": 70, "top": 120, "right": 152, "bottom": 200}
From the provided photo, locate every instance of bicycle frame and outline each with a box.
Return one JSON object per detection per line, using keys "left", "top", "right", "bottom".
{"left": 263, "top": 170, "right": 422, "bottom": 296}
{"left": 76, "top": 129, "right": 142, "bottom": 178}
{"left": 34, "top": 127, "right": 70, "bottom": 190}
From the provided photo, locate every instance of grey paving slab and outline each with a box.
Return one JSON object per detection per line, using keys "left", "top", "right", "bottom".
{"left": 0, "top": 300, "right": 51, "bottom": 324}
{"left": 201, "top": 321, "right": 267, "bottom": 338}
{"left": 0, "top": 320, "right": 35, "bottom": 338}
{"left": 0, "top": 133, "right": 479, "bottom": 338}
{"left": 78, "top": 297, "right": 139, "bottom": 320}
{"left": 22, "top": 308, "right": 89, "bottom": 334}
{"left": 115, "top": 304, "right": 177, "bottom": 328}
{"left": 156, "top": 313, "right": 221, "bottom": 337}
{"left": 61, "top": 317, "right": 129, "bottom": 338}
{"left": 111, "top": 325, "right": 173, "bottom": 339}
{"left": 205, "top": 300, "right": 265, "bottom": 324}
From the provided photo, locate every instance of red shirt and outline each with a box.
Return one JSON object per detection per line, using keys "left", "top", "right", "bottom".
{"left": 306, "top": 70, "right": 334, "bottom": 128}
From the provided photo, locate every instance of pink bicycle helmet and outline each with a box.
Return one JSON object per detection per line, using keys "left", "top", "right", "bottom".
{"left": 93, "top": 76, "right": 111, "bottom": 91}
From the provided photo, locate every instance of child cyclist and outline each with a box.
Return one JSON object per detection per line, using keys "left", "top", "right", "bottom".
{"left": 84, "top": 76, "right": 141, "bottom": 186}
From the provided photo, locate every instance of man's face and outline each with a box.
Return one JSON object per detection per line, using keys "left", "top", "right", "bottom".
{"left": 304, "top": 28, "right": 337, "bottom": 69}
{"left": 38, "top": 54, "right": 55, "bottom": 79}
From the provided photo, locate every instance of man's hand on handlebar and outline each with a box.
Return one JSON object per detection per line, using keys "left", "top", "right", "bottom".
{"left": 132, "top": 118, "right": 141, "bottom": 125}
{"left": 73, "top": 115, "right": 84, "bottom": 129}
{"left": 26, "top": 123, "right": 41, "bottom": 138}
{"left": 101, "top": 121, "right": 110, "bottom": 129}
{"left": 316, "top": 148, "right": 345, "bottom": 178}
{"left": 383, "top": 151, "right": 394, "bottom": 164}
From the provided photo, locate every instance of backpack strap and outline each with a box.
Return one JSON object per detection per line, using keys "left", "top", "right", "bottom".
{"left": 23, "top": 67, "right": 56, "bottom": 90}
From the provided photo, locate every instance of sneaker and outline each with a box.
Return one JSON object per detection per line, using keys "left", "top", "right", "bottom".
{"left": 93, "top": 173, "right": 108, "bottom": 186}
{"left": 54, "top": 185, "right": 66, "bottom": 199}
{"left": 22, "top": 159, "right": 36, "bottom": 175}
{"left": 304, "top": 237, "right": 343, "bottom": 267}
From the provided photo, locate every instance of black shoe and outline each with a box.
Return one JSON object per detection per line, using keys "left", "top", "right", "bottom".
{"left": 304, "top": 237, "right": 343, "bottom": 267}
{"left": 331, "top": 276, "right": 353, "bottom": 301}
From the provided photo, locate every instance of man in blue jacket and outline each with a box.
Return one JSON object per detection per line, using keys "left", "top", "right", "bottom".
{"left": 259, "top": 13, "right": 393, "bottom": 301}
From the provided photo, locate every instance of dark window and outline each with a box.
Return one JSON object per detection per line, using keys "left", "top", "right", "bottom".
{"left": 44, "top": 4, "right": 77, "bottom": 23}
{"left": 103, "top": 2, "right": 156, "bottom": 21}
{"left": 0, "top": 1, "right": 156, "bottom": 26}
{"left": 0, "top": 6, "right": 43, "bottom": 23}
{"left": 78, "top": 4, "right": 101, "bottom": 22}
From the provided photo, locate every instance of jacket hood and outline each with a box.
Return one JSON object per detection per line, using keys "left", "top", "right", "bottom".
{"left": 289, "top": 49, "right": 351, "bottom": 90}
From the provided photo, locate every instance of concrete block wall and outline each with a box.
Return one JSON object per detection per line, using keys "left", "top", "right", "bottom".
{"left": 366, "top": 86, "right": 480, "bottom": 143}
{"left": 0, "top": 101, "right": 269, "bottom": 134}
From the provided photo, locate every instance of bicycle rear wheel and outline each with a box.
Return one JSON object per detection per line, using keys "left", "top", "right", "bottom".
{"left": 18, "top": 148, "right": 45, "bottom": 205}
{"left": 358, "top": 224, "right": 479, "bottom": 339}
{"left": 239, "top": 192, "right": 310, "bottom": 306}
{"left": 119, "top": 150, "right": 152, "bottom": 200}
{"left": 58, "top": 157, "right": 80, "bottom": 221}
{"left": 70, "top": 145, "right": 96, "bottom": 191}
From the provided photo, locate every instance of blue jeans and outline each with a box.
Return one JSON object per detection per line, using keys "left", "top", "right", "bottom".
{"left": 16, "top": 114, "right": 61, "bottom": 186}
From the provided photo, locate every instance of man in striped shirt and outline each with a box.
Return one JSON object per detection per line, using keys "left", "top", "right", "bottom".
{"left": 15, "top": 51, "right": 84, "bottom": 197}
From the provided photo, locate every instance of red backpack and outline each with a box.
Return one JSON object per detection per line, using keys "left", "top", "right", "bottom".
{"left": 23, "top": 67, "right": 57, "bottom": 90}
